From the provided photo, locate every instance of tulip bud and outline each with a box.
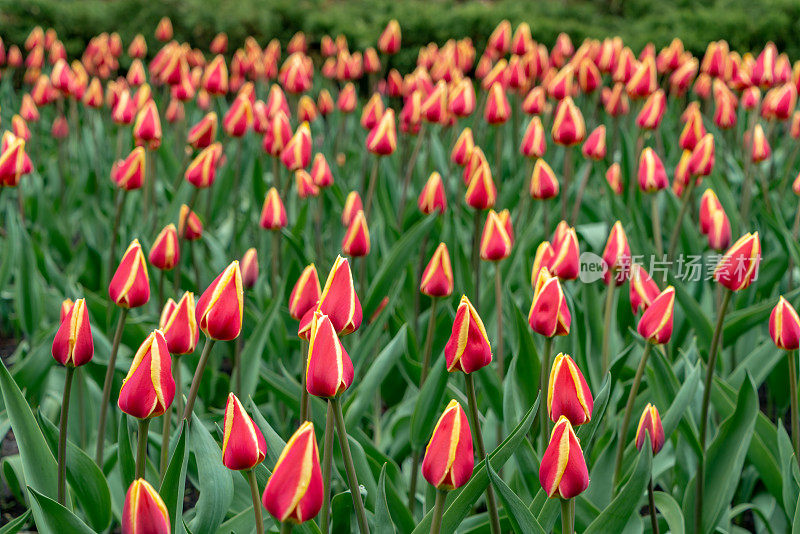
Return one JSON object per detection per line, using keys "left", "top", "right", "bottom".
{"left": 378, "top": 20, "right": 401, "bottom": 54}
{"left": 149, "top": 224, "right": 180, "bottom": 271}
{"left": 448, "top": 78, "right": 476, "bottom": 117}
{"left": 688, "top": 133, "right": 715, "bottom": 177}
{"left": 263, "top": 111, "right": 292, "bottom": 157}
{"left": 582, "top": 125, "right": 606, "bottom": 160}
{"left": 529, "top": 158, "right": 559, "bottom": 199}
{"left": 445, "top": 295, "right": 492, "bottom": 374}
{"left": 635, "top": 89, "right": 666, "bottom": 130}
{"left": 159, "top": 292, "right": 198, "bottom": 355}
{"left": 714, "top": 232, "right": 761, "bottom": 291}
{"left": 420, "top": 243, "right": 454, "bottom": 298}
{"left": 522, "top": 86, "right": 546, "bottom": 115}
{"left": 118, "top": 330, "right": 175, "bottom": 419}
{"left": 51, "top": 115, "right": 69, "bottom": 139}
{"left": 601, "top": 83, "right": 629, "bottom": 117}
{"left": 111, "top": 146, "right": 146, "bottom": 191}
{"left": 520, "top": 116, "right": 547, "bottom": 159}
{"left": 281, "top": 123, "right": 312, "bottom": 171}
{"left": 109, "top": 239, "right": 150, "bottom": 308}
{"left": 679, "top": 106, "right": 706, "bottom": 152}
{"left": 635, "top": 285, "right": 675, "bottom": 344}
{"left": 414, "top": 172, "right": 445, "bottom": 215}
{"left": 547, "top": 64, "right": 573, "bottom": 100}
{"left": 309, "top": 153, "right": 333, "bottom": 189}
{"left": 549, "top": 223, "right": 580, "bottom": 280}
{"left": 750, "top": 123, "right": 771, "bottom": 163}
{"left": 317, "top": 256, "right": 362, "bottom": 335}
{"left": 635, "top": 403, "right": 665, "bottom": 455}
{"left": 451, "top": 128, "right": 475, "bottom": 167}
{"left": 361, "top": 93, "right": 384, "bottom": 130}
{"left": 262, "top": 421, "right": 323, "bottom": 524}
{"left": 155, "top": 17, "right": 173, "bottom": 42}
{"left": 185, "top": 143, "right": 222, "bottom": 189}
{"left": 260, "top": 187, "right": 288, "bottom": 230}
{"left": 707, "top": 208, "right": 732, "bottom": 251}
{"left": 480, "top": 210, "right": 512, "bottom": 261}
{"left": 222, "top": 393, "right": 267, "bottom": 470}
{"left": 627, "top": 56, "right": 657, "bottom": 98}
{"left": 305, "top": 312, "right": 354, "bottom": 398}
{"left": 178, "top": 204, "right": 203, "bottom": 240}
{"left": 202, "top": 55, "right": 229, "bottom": 95}
{"left": 770, "top": 296, "right": 800, "bottom": 351}
{"left": 547, "top": 353, "right": 592, "bottom": 425}
{"left": 464, "top": 149, "right": 497, "bottom": 210}
{"left": 366, "top": 109, "right": 397, "bottom": 156}
{"left": 196, "top": 261, "right": 244, "bottom": 341}
{"left": 289, "top": 265, "right": 321, "bottom": 321}
{"left": 133, "top": 99, "right": 162, "bottom": 150}
{"left": 602, "top": 221, "right": 631, "bottom": 286}
{"left": 52, "top": 297, "right": 93, "bottom": 367}
{"left": 223, "top": 95, "right": 253, "bottom": 137}
{"left": 529, "top": 268, "right": 571, "bottom": 337}
{"left": 638, "top": 147, "right": 668, "bottom": 192}
{"left": 241, "top": 248, "right": 259, "bottom": 289}
{"left": 342, "top": 210, "right": 370, "bottom": 257}
{"left": 605, "top": 163, "right": 623, "bottom": 194}
{"left": 422, "top": 81, "right": 448, "bottom": 124}
{"left": 122, "top": 479, "right": 170, "bottom": 534}
{"left": 295, "top": 169, "right": 319, "bottom": 199}
{"left": 530, "top": 241, "right": 555, "bottom": 287}
{"left": 128, "top": 34, "right": 147, "bottom": 58}
{"left": 422, "top": 399, "right": 474, "bottom": 490}
{"left": 342, "top": 191, "right": 363, "bottom": 227}
{"left": 539, "top": 416, "right": 589, "bottom": 498}
{"left": 297, "top": 95, "right": 317, "bottom": 123}
{"left": 484, "top": 82, "right": 510, "bottom": 125}
{"left": 551, "top": 96, "right": 585, "bottom": 146}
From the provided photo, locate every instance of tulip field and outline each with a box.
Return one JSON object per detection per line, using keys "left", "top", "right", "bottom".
{"left": 3, "top": 13, "right": 800, "bottom": 534}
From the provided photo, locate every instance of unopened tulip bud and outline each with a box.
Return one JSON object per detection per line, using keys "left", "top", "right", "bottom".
{"left": 750, "top": 123, "right": 771, "bottom": 163}
{"left": 637, "top": 286, "right": 675, "bottom": 344}
{"left": 714, "top": 232, "right": 761, "bottom": 291}
{"left": 160, "top": 292, "right": 198, "bottom": 355}
{"left": 445, "top": 295, "right": 492, "bottom": 374}
{"left": 222, "top": 393, "right": 267, "bottom": 470}
{"left": 196, "top": 261, "right": 244, "bottom": 341}
{"left": 178, "top": 204, "right": 203, "bottom": 240}
{"left": 366, "top": 109, "right": 397, "bottom": 156}
{"left": 547, "top": 64, "right": 573, "bottom": 101}
{"left": 688, "top": 133, "right": 715, "bottom": 177}
{"left": 627, "top": 56, "right": 657, "bottom": 98}
{"left": 378, "top": 20, "right": 401, "bottom": 55}
{"left": 310, "top": 153, "right": 333, "bottom": 188}
{"left": 202, "top": 55, "right": 229, "bottom": 95}
{"left": 133, "top": 100, "right": 162, "bottom": 150}
{"left": 421, "top": 243, "right": 454, "bottom": 298}
{"left": 549, "top": 223, "right": 580, "bottom": 280}
{"left": 122, "top": 479, "right": 170, "bottom": 534}
{"left": 630, "top": 264, "right": 660, "bottom": 314}
{"left": 606, "top": 163, "right": 623, "bottom": 194}
{"left": 418, "top": 172, "right": 447, "bottom": 215}
{"left": 638, "top": 147, "right": 668, "bottom": 192}
{"left": 262, "top": 421, "right": 323, "bottom": 524}
{"left": 539, "top": 416, "right": 589, "bottom": 498}
{"left": 262, "top": 111, "right": 292, "bottom": 157}
{"left": 149, "top": 224, "right": 180, "bottom": 271}
{"left": 185, "top": 143, "right": 222, "bottom": 189}
{"left": 422, "top": 81, "right": 448, "bottom": 124}
{"left": 317, "top": 256, "right": 362, "bottom": 335}
{"left": 51, "top": 115, "right": 69, "bottom": 139}
{"left": 260, "top": 187, "right": 288, "bottom": 230}
{"left": 52, "top": 298, "right": 93, "bottom": 367}
{"left": 602, "top": 221, "right": 631, "bottom": 285}
{"left": 128, "top": 34, "right": 147, "bottom": 58}
{"left": 342, "top": 210, "right": 370, "bottom": 257}
{"left": 155, "top": 17, "right": 173, "bottom": 41}
{"left": 111, "top": 146, "right": 146, "bottom": 191}
{"left": 451, "top": 127, "right": 475, "bottom": 167}
{"left": 770, "top": 296, "right": 800, "bottom": 351}
{"left": 289, "top": 265, "right": 321, "bottom": 321}
{"left": 551, "top": 96, "right": 585, "bottom": 146}
{"left": 484, "top": 82, "right": 510, "bottom": 125}
{"left": 464, "top": 149, "right": 497, "bottom": 210}
{"left": 531, "top": 241, "right": 555, "bottom": 286}
{"left": 118, "top": 330, "right": 175, "bottom": 419}
{"left": 336, "top": 83, "right": 357, "bottom": 113}
{"left": 548, "top": 353, "right": 593, "bottom": 425}
{"left": 522, "top": 86, "right": 546, "bottom": 115}
{"left": 679, "top": 106, "right": 706, "bottom": 151}
{"left": 297, "top": 95, "right": 317, "bottom": 123}
{"left": 530, "top": 159, "right": 559, "bottom": 199}
{"left": 295, "top": 169, "right": 319, "bottom": 199}
{"left": 529, "top": 268, "right": 571, "bottom": 337}
{"left": 635, "top": 89, "right": 666, "bottom": 130}
{"left": 582, "top": 125, "right": 606, "bottom": 160}
{"left": 305, "top": 312, "right": 354, "bottom": 398}
{"left": 241, "top": 248, "right": 259, "bottom": 289}
{"left": 635, "top": 404, "right": 665, "bottom": 455}
{"left": 448, "top": 78, "right": 476, "bottom": 117}
{"left": 109, "top": 240, "right": 150, "bottom": 308}
{"left": 342, "top": 191, "right": 363, "bottom": 226}
{"left": 602, "top": 83, "right": 629, "bottom": 116}
{"left": 480, "top": 210, "right": 512, "bottom": 261}
{"left": 281, "top": 123, "right": 312, "bottom": 171}
{"left": 422, "top": 399, "right": 474, "bottom": 490}
{"left": 361, "top": 93, "right": 384, "bottom": 131}
{"left": 707, "top": 208, "right": 732, "bottom": 251}
{"left": 520, "top": 116, "right": 547, "bottom": 159}
{"left": 223, "top": 95, "right": 253, "bottom": 137}
{"left": 317, "top": 89, "right": 334, "bottom": 116}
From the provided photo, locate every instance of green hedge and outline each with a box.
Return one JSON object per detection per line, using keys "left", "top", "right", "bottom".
{"left": 1, "top": 0, "right": 800, "bottom": 72}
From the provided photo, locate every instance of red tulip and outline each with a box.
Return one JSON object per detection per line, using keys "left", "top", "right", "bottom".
{"left": 520, "top": 116, "right": 547, "bottom": 159}
{"left": 529, "top": 158, "right": 559, "bottom": 199}
{"left": 111, "top": 146, "right": 146, "bottom": 191}
{"left": 714, "top": 232, "right": 761, "bottom": 291}
{"left": 602, "top": 221, "right": 631, "bottom": 286}
{"left": 366, "top": 109, "right": 397, "bottom": 156}
{"left": 260, "top": 187, "right": 288, "bottom": 230}
{"left": 196, "top": 261, "right": 244, "bottom": 341}
{"left": 159, "top": 292, "right": 199, "bottom": 355}
{"left": 122, "top": 479, "right": 170, "bottom": 534}
{"left": 109, "top": 239, "right": 150, "bottom": 308}
{"left": 342, "top": 210, "right": 370, "bottom": 257}
{"left": 635, "top": 403, "right": 665, "bottom": 455}
{"left": 118, "top": 330, "right": 175, "bottom": 419}
{"left": 444, "top": 295, "right": 492, "bottom": 374}
{"left": 305, "top": 312, "right": 354, "bottom": 398}
{"left": 52, "top": 298, "right": 93, "bottom": 367}
{"left": 637, "top": 286, "right": 675, "bottom": 344}
{"left": 629, "top": 264, "right": 660, "bottom": 314}
{"left": 547, "top": 353, "right": 593, "bottom": 425}
{"left": 418, "top": 172, "right": 447, "bottom": 215}
{"left": 480, "top": 209, "right": 512, "bottom": 261}
{"left": 539, "top": 416, "right": 589, "bottom": 498}
{"left": 529, "top": 268, "right": 571, "bottom": 337}
{"left": 222, "top": 393, "right": 267, "bottom": 470}
{"left": 241, "top": 248, "right": 259, "bottom": 289}
{"left": 422, "top": 399, "right": 474, "bottom": 490}
{"left": 149, "top": 224, "right": 180, "bottom": 271}
{"left": 317, "top": 255, "right": 362, "bottom": 335}
{"left": 770, "top": 296, "right": 800, "bottom": 351}
{"left": 420, "top": 243, "right": 454, "bottom": 298}
{"left": 289, "top": 265, "right": 321, "bottom": 321}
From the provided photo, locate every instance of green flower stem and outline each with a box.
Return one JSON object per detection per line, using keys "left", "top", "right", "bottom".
{"left": 613, "top": 342, "right": 653, "bottom": 488}
{"left": 160, "top": 402, "right": 172, "bottom": 478}
{"left": 330, "top": 397, "right": 370, "bottom": 534}
{"left": 183, "top": 338, "right": 216, "bottom": 420}
{"left": 666, "top": 179, "right": 696, "bottom": 262}
{"left": 561, "top": 146, "right": 572, "bottom": 221}
{"left": 561, "top": 498, "right": 575, "bottom": 534}
{"left": 135, "top": 417, "right": 150, "bottom": 479}
{"left": 420, "top": 298, "right": 438, "bottom": 385}
{"left": 464, "top": 373, "right": 501, "bottom": 534}
{"left": 789, "top": 350, "right": 800, "bottom": 467}
{"left": 364, "top": 155, "right": 380, "bottom": 221}
{"left": 95, "top": 307, "right": 129, "bottom": 466}
{"left": 247, "top": 468, "right": 265, "bottom": 534}
{"left": 695, "top": 287, "right": 733, "bottom": 534}
{"left": 651, "top": 193, "right": 663, "bottom": 259}
{"left": 430, "top": 489, "right": 448, "bottom": 534}
{"left": 57, "top": 366, "right": 76, "bottom": 505}
{"left": 321, "top": 401, "right": 335, "bottom": 533}
{"left": 107, "top": 189, "right": 126, "bottom": 283}
{"left": 569, "top": 162, "right": 593, "bottom": 226}
{"left": 472, "top": 210, "right": 482, "bottom": 304}
{"left": 539, "top": 336, "right": 553, "bottom": 452}
{"left": 601, "top": 282, "right": 617, "bottom": 376}
{"left": 648, "top": 477, "right": 660, "bottom": 534}
{"left": 173, "top": 186, "right": 200, "bottom": 295}
{"left": 280, "top": 521, "right": 293, "bottom": 534}
{"left": 300, "top": 339, "right": 310, "bottom": 422}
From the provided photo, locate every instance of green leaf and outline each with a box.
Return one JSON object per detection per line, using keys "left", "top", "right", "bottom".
{"left": 409, "top": 356, "right": 448, "bottom": 449}
{"left": 13, "top": 216, "right": 43, "bottom": 336}
{"left": 345, "top": 325, "right": 407, "bottom": 427}
{"left": 189, "top": 415, "right": 234, "bottom": 534}
{"left": 0, "top": 509, "right": 31, "bottom": 534}
{"left": 653, "top": 491, "right": 685, "bottom": 534}
{"left": 27, "top": 487, "right": 95, "bottom": 534}
{"left": 0, "top": 359, "right": 58, "bottom": 502}
{"left": 39, "top": 413, "right": 112, "bottom": 531}
{"left": 118, "top": 414, "right": 135, "bottom": 490}
{"left": 331, "top": 491, "right": 353, "bottom": 534}
{"left": 160, "top": 422, "right": 189, "bottom": 534}
{"left": 584, "top": 445, "right": 652, "bottom": 533}
{"left": 411, "top": 395, "right": 539, "bottom": 534}
{"left": 486, "top": 463, "right": 545, "bottom": 534}
{"left": 239, "top": 298, "right": 281, "bottom": 401}
{"left": 373, "top": 464, "right": 396, "bottom": 534}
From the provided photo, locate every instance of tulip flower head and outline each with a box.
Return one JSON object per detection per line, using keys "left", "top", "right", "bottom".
{"left": 549, "top": 222, "right": 580, "bottom": 280}
{"left": 529, "top": 268, "right": 571, "bottom": 338}
{"left": 635, "top": 403, "right": 665, "bottom": 455}
{"left": 605, "top": 163, "right": 623, "bottom": 194}
{"left": 480, "top": 209, "right": 513, "bottom": 261}
{"left": 133, "top": 99, "right": 162, "bottom": 150}
{"left": 551, "top": 96, "right": 586, "bottom": 146}
{"left": 637, "top": 286, "right": 675, "bottom": 344}
{"left": 196, "top": 261, "right": 244, "bottom": 341}
{"left": 529, "top": 159, "right": 559, "bottom": 200}
{"left": 342, "top": 191, "right": 363, "bottom": 227}
{"left": 122, "top": 479, "right": 170, "bottom": 534}
{"left": 451, "top": 127, "right": 475, "bottom": 166}
{"left": 160, "top": 292, "right": 198, "bottom": 355}
{"left": 305, "top": 312, "right": 354, "bottom": 398}
{"left": 422, "top": 399, "right": 474, "bottom": 490}
{"left": 281, "top": 122, "right": 312, "bottom": 171}
{"left": 714, "top": 232, "right": 761, "bottom": 292}
{"left": 178, "top": 204, "right": 203, "bottom": 240}
{"left": 260, "top": 187, "right": 288, "bottom": 230}
{"left": 52, "top": 298, "right": 93, "bottom": 367}
{"left": 109, "top": 240, "right": 150, "bottom": 308}
{"left": 342, "top": 210, "right": 370, "bottom": 257}
{"left": 241, "top": 248, "right": 259, "bottom": 289}
{"left": 420, "top": 243, "right": 454, "bottom": 298}
{"left": 222, "top": 393, "right": 267, "bottom": 470}
{"left": 444, "top": 295, "right": 492, "bottom": 374}
{"left": 548, "top": 353, "right": 593, "bottom": 425}
{"left": 262, "top": 421, "right": 323, "bottom": 524}
{"left": 770, "top": 296, "right": 800, "bottom": 351}
{"left": 316, "top": 255, "right": 362, "bottom": 335}
{"left": 149, "top": 224, "right": 180, "bottom": 271}
{"left": 520, "top": 116, "right": 547, "bottom": 159}
{"left": 289, "top": 264, "right": 322, "bottom": 321}
{"left": 366, "top": 108, "right": 397, "bottom": 156}
{"left": 111, "top": 146, "right": 146, "bottom": 191}
{"left": 118, "top": 330, "right": 175, "bottom": 419}
{"left": 582, "top": 125, "right": 607, "bottom": 160}
{"left": 418, "top": 172, "right": 447, "bottom": 215}
{"left": 539, "top": 416, "right": 589, "bottom": 499}
{"left": 629, "top": 264, "right": 660, "bottom": 314}
{"left": 601, "top": 221, "right": 631, "bottom": 286}
{"left": 638, "top": 147, "right": 668, "bottom": 192}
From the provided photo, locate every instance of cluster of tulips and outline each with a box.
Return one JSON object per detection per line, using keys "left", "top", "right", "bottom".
{"left": 4, "top": 9, "right": 800, "bottom": 534}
